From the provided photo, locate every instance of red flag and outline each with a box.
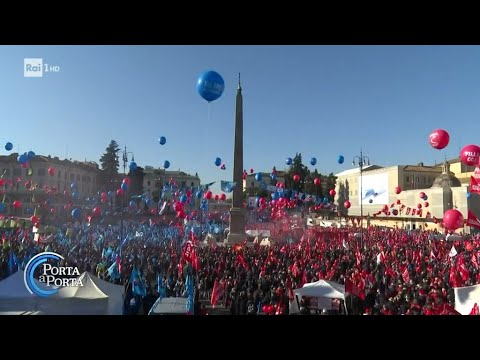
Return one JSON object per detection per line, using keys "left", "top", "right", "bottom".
{"left": 210, "top": 278, "right": 225, "bottom": 307}
{"left": 191, "top": 248, "right": 200, "bottom": 271}
{"left": 412, "top": 209, "right": 417, "bottom": 216}
{"left": 299, "top": 271, "right": 308, "bottom": 288}
{"left": 470, "top": 176, "right": 480, "bottom": 194}
{"left": 182, "top": 241, "right": 194, "bottom": 263}
{"left": 345, "top": 278, "right": 365, "bottom": 300}
{"left": 406, "top": 207, "right": 411, "bottom": 215}
{"left": 470, "top": 303, "right": 480, "bottom": 315}
{"left": 472, "top": 253, "right": 479, "bottom": 269}
{"left": 466, "top": 211, "right": 480, "bottom": 229}
{"left": 286, "top": 277, "right": 294, "bottom": 301}
{"left": 457, "top": 256, "right": 470, "bottom": 283}
{"left": 402, "top": 266, "right": 411, "bottom": 283}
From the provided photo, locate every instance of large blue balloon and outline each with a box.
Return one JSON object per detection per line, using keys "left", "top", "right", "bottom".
{"left": 159, "top": 136, "right": 166, "bottom": 145}
{"left": 255, "top": 173, "right": 262, "bottom": 181}
{"left": 71, "top": 208, "right": 81, "bottom": 218}
{"left": 180, "top": 194, "right": 188, "bottom": 203}
{"left": 27, "top": 151, "right": 36, "bottom": 159}
{"left": 164, "top": 160, "right": 170, "bottom": 169}
{"left": 196, "top": 70, "right": 225, "bottom": 102}
{"left": 5, "top": 142, "right": 12, "bottom": 151}
{"left": 310, "top": 157, "right": 317, "bottom": 166}
{"left": 338, "top": 155, "right": 344, "bottom": 164}
{"left": 129, "top": 161, "right": 137, "bottom": 171}
{"left": 286, "top": 157, "right": 292, "bottom": 165}
{"left": 196, "top": 191, "right": 203, "bottom": 199}
{"left": 214, "top": 157, "right": 222, "bottom": 167}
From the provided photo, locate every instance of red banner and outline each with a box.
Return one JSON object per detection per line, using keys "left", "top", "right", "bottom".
{"left": 470, "top": 176, "right": 480, "bottom": 194}
{"left": 467, "top": 210, "right": 480, "bottom": 229}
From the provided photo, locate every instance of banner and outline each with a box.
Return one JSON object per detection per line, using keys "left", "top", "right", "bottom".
{"left": 470, "top": 176, "right": 480, "bottom": 194}
{"left": 467, "top": 210, "right": 480, "bottom": 229}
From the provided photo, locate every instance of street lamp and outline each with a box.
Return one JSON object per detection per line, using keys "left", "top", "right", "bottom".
{"left": 118, "top": 146, "right": 135, "bottom": 244}
{"left": 352, "top": 150, "right": 370, "bottom": 247}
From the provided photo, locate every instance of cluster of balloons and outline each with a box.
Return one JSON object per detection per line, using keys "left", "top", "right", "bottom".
{"left": 197, "top": 70, "right": 225, "bottom": 103}
{"left": 17, "top": 150, "right": 35, "bottom": 165}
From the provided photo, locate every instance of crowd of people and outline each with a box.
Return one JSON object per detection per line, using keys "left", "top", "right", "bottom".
{"left": 0, "top": 217, "right": 478, "bottom": 315}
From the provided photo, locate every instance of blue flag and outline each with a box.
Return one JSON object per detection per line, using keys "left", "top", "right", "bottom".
{"left": 157, "top": 273, "right": 166, "bottom": 298}
{"left": 220, "top": 181, "right": 237, "bottom": 193}
{"left": 185, "top": 274, "right": 194, "bottom": 315}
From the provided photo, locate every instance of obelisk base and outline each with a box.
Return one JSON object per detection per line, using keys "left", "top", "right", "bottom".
{"left": 225, "top": 207, "right": 245, "bottom": 245}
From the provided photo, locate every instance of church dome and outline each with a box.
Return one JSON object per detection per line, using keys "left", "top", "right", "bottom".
{"left": 431, "top": 160, "right": 461, "bottom": 188}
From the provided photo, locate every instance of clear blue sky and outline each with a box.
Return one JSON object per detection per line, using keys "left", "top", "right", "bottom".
{"left": 1, "top": 45, "right": 480, "bottom": 194}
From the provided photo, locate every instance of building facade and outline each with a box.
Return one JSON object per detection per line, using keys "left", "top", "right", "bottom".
{"left": 243, "top": 171, "right": 286, "bottom": 193}
{"left": 142, "top": 166, "right": 201, "bottom": 199}
{"left": 0, "top": 153, "right": 101, "bottom": 217}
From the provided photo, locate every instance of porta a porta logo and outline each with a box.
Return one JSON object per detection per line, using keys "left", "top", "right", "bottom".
{"left": 24, "top": 252, "right": 83, "bottom": 297}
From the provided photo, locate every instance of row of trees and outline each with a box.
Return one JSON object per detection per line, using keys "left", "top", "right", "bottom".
{"left": 245, "top": 153, "right": 337, "bottom": 202}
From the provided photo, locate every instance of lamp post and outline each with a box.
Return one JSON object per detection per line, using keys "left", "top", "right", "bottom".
{"left": 118, "top": 146, "right": 135, "bottom": 244}
{"left": 352, "top": 150, "right": 370, "bottom": 248}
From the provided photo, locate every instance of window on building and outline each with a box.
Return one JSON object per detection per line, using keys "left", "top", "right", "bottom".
{"left": 423, "top": 177, "right": 427, "bottom": 184}
{"left": 405, "top": 176, "right": 410, "bottom": 183}
{"left": 191, "top": 182, "right": 194, "bottom": 187}
{"left": 13, "top": 168, "right": 21, "bottom": 176}
{"left": 416, "top": 177, "right": 420, "bottom": 184}
{"left": 181, "top": 181, "right": 186, "bottom": 188}
{"left": 38, "top": 168, "right": 46, "bottom": 176}
{"left": 147, "top": 181, "right": 151, "bottom": 186}
{"left": 65, "top": 172, "right": 67, "bottom": 180}
{"left": 58, "top": 171, "right": 61, "bottom": 178}
{"left": 70, "top": 173, "right": 75, "bottom": 180}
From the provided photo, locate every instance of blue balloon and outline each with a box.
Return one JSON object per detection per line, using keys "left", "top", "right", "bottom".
{"left": 27, "top": 151, "right": 35, "bottom": 159}
{"left": 163, "top": 160, "right": 170, "bottom": 169}
{"left": 323, "top": 197, "right": 329, "bottom": 203}
{"left": 108, "top": 191, "right": 114, "bottom": 198}
{"left": 26, "top": 208, "right": 33, "bottom": 215}
{"left": 196, "top": 70, "right": 225, "bottom": 102}
{"left": 146, "top": 199, "right": 153, "bottom": 207}
{"left": 286, "top": 157, "right": 292, "bottom": 165}
{"left": 369, "top": 199, "right": 373, "bottom": 204}
{"left": 72, "top": 192, "right": 79, "bottom": 199}
{"left": 338, "top": 155, "right": 345, "bottom": 164}
{"left": 129, "top": 200, "right": 136, "bottom": 207}
{"left": 180, "top": 194, "right": 188, "bottom": 203}
{"left": 423, "top": 195, "right": 428, "bottom": 201}
{"left": 17, "top": 154, "right": 28, "bottom": 164}
{"left": 5, "top": 142, "right": 12, "bottom": 151}
{"left": 196, "top": 191, "right": 203, "bottom": 199}
{"left": 71, "top": 208, "right": 81, "bottom": 218}
{"left": 255, "top": 173, "right": 262, "bottom": 181}
{"left": 159, "top": 136, "right": 167, "bottom": 145}
{"left": 0, "top": 203, "right": 5, "bottom": 212}
{"left": 129, "top": 161, "right": 137, "bottom": 171}
{"left": 214, "top": 157, "right": 222, "bottom": 167}
{"left": 467, "top": 192, "right": 472, "bottom": 199}
{"left": 310, "top": 157, "right": 317, "bottom": 166}
{"left": 71, "top": 182, "right": 77, "bottom": 189}
{"left": 121, "top": 182, "right": 128, "bottom": 191}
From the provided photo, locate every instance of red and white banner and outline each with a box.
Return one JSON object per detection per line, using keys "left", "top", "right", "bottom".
{"left": 466, "top": 210, "right": 480, "bottom": 229}
{"left": 470, "top": 176, "right": 480, "bottom": 194}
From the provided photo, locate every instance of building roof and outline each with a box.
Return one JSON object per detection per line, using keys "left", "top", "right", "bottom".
{"left": 402, "top": 165, "right": 442, "bottom": 173}
{"left": 334, "top": 165, "right": 381, "bottom": 177}
{"left": 0, "top": 153, "right": 100, "bottom": 172}
{"left": 432, "top": 160, "right": 462, "bottom": 188}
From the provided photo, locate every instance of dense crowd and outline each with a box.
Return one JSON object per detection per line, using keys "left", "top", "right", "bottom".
{"left": 0, "top": 220, "right": 478, "bottom": 315}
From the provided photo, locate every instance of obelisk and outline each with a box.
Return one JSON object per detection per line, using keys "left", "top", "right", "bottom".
{"left": 226, "top": 74, "right": 246, "bottom": 245}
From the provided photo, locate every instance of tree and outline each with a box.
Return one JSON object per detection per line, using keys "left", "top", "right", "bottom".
{"left": 99, "top": 140, "right": 120, "bottom": 188}
{"left": 100, "top": 140, "right": 120, "bottom": 174}
{"left": 285, "top": 153, "right": 309, "bottom": 192}
{"left": 128, "top": 166, "right": 145, "bottom": 198}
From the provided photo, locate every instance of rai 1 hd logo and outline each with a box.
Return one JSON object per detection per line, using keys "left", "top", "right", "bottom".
{"left": 23, "top": 58, "right": 61, "bottom": 78}
{"left": 24, "top": 252, "right": 83, "bottom": 297}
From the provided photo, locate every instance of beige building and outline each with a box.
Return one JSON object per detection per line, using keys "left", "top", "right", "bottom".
{"left": 142, "top": 166, "right": 201, "bottom": 200}
{"left": 243, "top": 171, "right": 286, "bottom": 192}
{"left": 334, "top": 160, "right": 480, "bottom": 233}
{"left": 0, "top": 153, "right": 101, "bottom": 217}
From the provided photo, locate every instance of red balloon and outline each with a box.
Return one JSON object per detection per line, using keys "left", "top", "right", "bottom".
{"left": 116, "top": 188, "right": 124, "bottom": 197}
{"left": 392, "top": 209, "right": 398, "bottom": 216}
{"left": 396, "top": 199, "right": 401, "bottom": 205}
{"left": 214, "top": 195, "right": 219, "bottom": 201}
{"left": 419, "top": 192, "right": 425, "bottom": 199}
{"left": 293, "top": 174, "right": 300, "bottom": 182}
{"left": 424, "top": 201, "right": 429, "bottom": 208}
{"left": 122, "top": 178, "right": 131, "bottom": 185}
{"left": 48, "top": 167, "right": 55, "bottom": 176}
{"left": 443, "top": 209, "right": 464, "bottom": 230}
{"left": 394, "top": 186, "right": 401, "bottom": 195}
{"left": 329, "top": 189, "right": 336, "bottom": 197}
{"left": 460, "top": 144, "right": 480, "bottom": 166}
{"left": 250, "top": 168, "right": 254, "bottom": 174}
{"left": 101, "top": 192, "right": 107, "bottom": 198}
{"left": 417, "top": 203, "right": 422, "bottom": 209}
{"left": 92, "top": 206, "right": 101, "bottom": 217}
{"left": 50, "top": 208, "right": 55, "bottom": 214}
{"left": 314, "top": 178, "right": 321, "bottom": 186}
{"left": 277, "top": 182, "right": 284, "bottom": 188}
{"left": 174, "top": 202, "right": 183, "bottom": 212}
{"left": 205, "top": 191, "right": 212, "bottom": 200}
{"left": 0, "top": 179, "right": 5, "bottom": 187}
{"left": 344, "top": 200, "right": 351, "bottom": 209}
{"left": 13, "top": 200, "right": 22, "bottom": 209}
{"left": 429, "top": 129, "right": 450, "bottom": 150}
{"left": 30, "top": 215, "right": 39, "bottom": 223}
{"left": 220, "top": 194, "right": 226, "bottom": 201}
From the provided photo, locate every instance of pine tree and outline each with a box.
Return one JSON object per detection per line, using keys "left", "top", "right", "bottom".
{"left": 99, "top": 140, "right": 120, "bottom": 188}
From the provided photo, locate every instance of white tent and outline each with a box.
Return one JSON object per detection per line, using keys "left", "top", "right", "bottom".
{"left": 37, "top": 272, "right": 124, "bottom": 315}
{"left": 0, "top": 271, "right": 38, "bottom": 313}
{"left": 290, "top": 280, "right": 346, "bottom": 314}
{"left": 454, "top": 284, "right": 480, "bottom": 315}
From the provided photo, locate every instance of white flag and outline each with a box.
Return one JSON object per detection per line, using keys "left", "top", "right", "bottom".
{"left": 159, "top": 201, "right": 167, "bottom": 215}
{"left": 449, "top": 246, "right": 458, "bottom": 257}
{"left": 342, "top": 239, "right": 349, "bottom": 250}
